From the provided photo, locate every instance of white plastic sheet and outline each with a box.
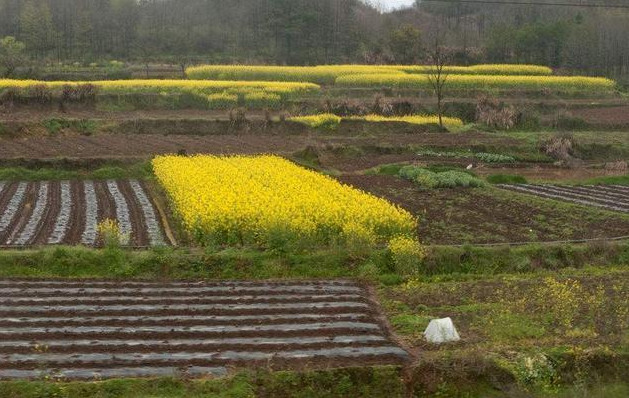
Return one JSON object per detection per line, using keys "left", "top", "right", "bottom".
{"left": 424, "top": 317, "right": 460, "bottom": 344}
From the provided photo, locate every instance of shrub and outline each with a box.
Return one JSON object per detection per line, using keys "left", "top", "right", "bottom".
{"left": 75, "top": 83, "right": 98, "bottom": 102}
{"left": 437, "top": 170, "right": 485, "bottom": 188}
{"left": 476, "top": 96, "right": 518, "bottom": 130}
{"left": 399, "top": 166, "right": 485, "bottom": 189}
{"left": 542, "top": 133, "right": 575, "bottom": 160}
{"left": 60, "top": 83, "right": 97, "bottom": 103}
{"left": 27, "top": 84, "right": 53, "bottom": 104}
{"left": 98, "top": 219, "right": 123, "bottom": 248}
{"left": 42, "top": 118, "right": 65, "bottom": 134}
{"left": 0, "top": 86, "right": 21, "bottom": 105}
{"left": 475, "top": 152, "right": 516, "bottom": 163}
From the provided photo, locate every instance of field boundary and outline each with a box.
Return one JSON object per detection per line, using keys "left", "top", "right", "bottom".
{"left": 442, "top": 234, "right": 629, "bottom": 248}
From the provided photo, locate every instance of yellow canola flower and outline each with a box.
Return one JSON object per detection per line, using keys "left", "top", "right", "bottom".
{"left": 0, "top": 79, "right": 320, "bottom": 97}
{"left": 392, "top": 64, "right": 553, "bottom": 76}
{"left": 186, "top": 65, "right": 404, "bottom": 85}
{"left": 185, "top": 64, "right": 554, "bottom": 84}
{"left": 290, "top": 113, "right": 463, "bottom": 130}
{"left": 152, "top": 155, "right": 417, "bottom": 247}
{"left": 290, "top": 113, "right": 342, "bottom": 129}
{"left": 348, "top": 114, "right": 464, "bottom": 129}
{"left": 335, "top": 73, "right": 616, "bottom": 92}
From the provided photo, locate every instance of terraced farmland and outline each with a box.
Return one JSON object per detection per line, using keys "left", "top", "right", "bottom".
{"left": 499, "top": 184, "right": 629, "bottom": 213}
{"left": 0, "top": 180, "right": 168, "bottom": 247}
{"left": 0, "top": 279, "right": 408, "bottom": 380}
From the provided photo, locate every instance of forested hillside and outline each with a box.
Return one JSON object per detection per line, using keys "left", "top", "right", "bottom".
{"left": 0, "top": 0, "right": 628, "bottom": 80}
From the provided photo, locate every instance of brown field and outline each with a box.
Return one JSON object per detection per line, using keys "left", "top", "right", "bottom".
{"left": 0, "top": 180, "right": 168, "bottom": 247}
{"left": 338, "top": 174, "right": 629, "bottom": 245}
{"left": 0, "top": 279, "right": 408, "bottom": 380}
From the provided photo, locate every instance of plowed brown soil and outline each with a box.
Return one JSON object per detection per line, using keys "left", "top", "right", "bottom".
{"left": 0, "top": 280, "right": 408, "bottom": 378}
{"left": 0, "top": 180, "right": 167, "bottom": 247}
{"left": 0, "top": 133, "right": 523, "bottom": 160}
{"left": 338, "top": 174, "right": 629, "bottom": 244}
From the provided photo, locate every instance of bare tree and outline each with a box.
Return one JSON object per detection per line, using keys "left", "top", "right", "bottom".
{"left": 426, "top": 40, "right": 450, "bottom": 128}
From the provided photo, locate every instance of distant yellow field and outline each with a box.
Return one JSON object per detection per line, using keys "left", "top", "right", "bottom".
{"left": 335, "top": 74, "right": 615, "bottom": 92}
{"left": 291, "top": 113, "right": 464, "bottom": 130}
{"left": 290, "top": 114, "right": 343, "bottom": 129}
{"left": 392, "top": 64, "right": 553, "bottom": 76}
{"left": 349, "top": 114, "right": 464, "bottom": 129}
{"left": 0, "top": 79, "right": 320, "bottom": 96}
{"left": 186, "top": 64, "right": 554, "bottom": 84}
{"left": 0, "top": 78, "right": 320, "bottom": 108}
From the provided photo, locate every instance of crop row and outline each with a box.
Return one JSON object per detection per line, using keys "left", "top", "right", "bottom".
{"left": 0, "top": 79, "right": 320, "bottom": 108}
{"left": 0, "top": 180, "right": 166, "bottom": 247}
{"left": 0, "top": 280, "right": 407, "bottom": 380}
{"left": 335, "top": 74, "right": 615, "bottom": 92}
{"left": 186, "top": 64, "right": 553, "bottom": 84}
{"left": 152, "top": 155, "right": 417, "bottom": 249}
{"left": 290, "top": 113, "right": 463, "bottom": 130}
{"left": 349, "top": 114, "right": 464, "bottom": 128}
{"left": 500, "top": 184, "right": 629, "bottom": 213}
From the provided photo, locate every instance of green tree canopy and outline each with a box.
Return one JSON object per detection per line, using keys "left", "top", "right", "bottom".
{"left": 0, "top": 36, "right": 26, "bottom": 77}
{"left": 389, "top": 25, "right": 422, "bottom": 64}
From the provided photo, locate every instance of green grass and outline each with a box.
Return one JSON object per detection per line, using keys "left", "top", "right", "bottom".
{"left": 380, "top": 267, "right": 629, "bottom": 396}
{"left": 549, "top": 383, "right": 629, "bottom": 398}
{"left": 423, "top": 242, "right": 629, "bottom": 275}
{"left": 0, "top": 246, "right": 361, "bottom": 280}
{"left": 0, "top": 244, "right": 627, "bottom": 397}
{"left": 500, "top": 131, "right": 629, "bottom": 162}
{"left": 381, "top": 266, "right": 629, "bottom": 346}
{"left": 0, "top": 163, "right": 153, "bottom": 181}
{"left": 0, "top": 367, "right": 404, "bottom": 398}
{"left": 486, "top": 174, "right": 528, "bottom": 184}
{"left": 41, "top": 118, "right": 98, "bottom": 135}
{"left": 582, "top": 174, "right": 629, "bottom": 186}
{"left": 364, "top": 163, "right": 406, "bottom": 176}
{"left": 0, "top": 363, "right": 625, "bottom": 398}
{"left": 0, "top": 240, "right": 627, "bottom": 280}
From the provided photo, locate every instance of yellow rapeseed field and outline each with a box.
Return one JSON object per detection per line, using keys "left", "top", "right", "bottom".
{"left": 335, "top": 73, "right": 615, "bottom": 92}
{"left": 0, "top": 79, "right": 320, "bottom": 96}
{"left": 349, "top": 114, "right": 464, "bottom": 129}
{"left": 186, "top": 65, "right": 403, "bottom": 85}
{"left": 152, "top": 155, "right": 417, "bottom": 248}
{"left": 290, "top": 113, "right": 342, "bottom": 129}
{"left": 393, "top": 64, "right": 553, "bottom": 76}
{"left": 186, "top": 64, "right": 554, "bottom": 84}
{"left": 290, "top": 113, "right": 464, "bottom": 130}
